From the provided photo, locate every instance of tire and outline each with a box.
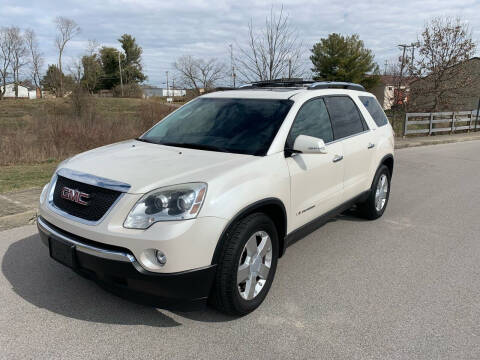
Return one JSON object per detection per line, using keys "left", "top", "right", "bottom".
{"left": 211, "top": 213, "right": 279, "bottom": 316}
{"left": 357, "top": 165, "right": 391, "bottom": 220}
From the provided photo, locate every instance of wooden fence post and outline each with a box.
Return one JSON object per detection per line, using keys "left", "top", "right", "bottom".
{"left": 475, "top": 98, "right": 480, "bottom": 132}
{"left": 429, "top": 113, "right": 433, "bottom": 135}
{"left": 469, "top": 111, "right": 474, "bottom": 132}
{"left": 451, "top": 112, "right": 456, "bottom": 133}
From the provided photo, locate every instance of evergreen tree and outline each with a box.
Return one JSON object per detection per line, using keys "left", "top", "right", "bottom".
{"left": 310, "top": 33, "right": 380, "bottom": 90}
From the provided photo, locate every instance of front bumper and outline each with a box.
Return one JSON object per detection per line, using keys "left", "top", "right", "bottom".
{"left": 37, "top": 216, "right": 217, "bottom": 310}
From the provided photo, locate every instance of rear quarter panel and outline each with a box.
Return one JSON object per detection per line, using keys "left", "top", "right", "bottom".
{"left": 352, "top": 94, "right": 394, "bottom": 186}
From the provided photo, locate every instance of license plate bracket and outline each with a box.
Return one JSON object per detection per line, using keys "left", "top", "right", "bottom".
{"left": 49, "top": 237, "right": 77, "bottom": 269}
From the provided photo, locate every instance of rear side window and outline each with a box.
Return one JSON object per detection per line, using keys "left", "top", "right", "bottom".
{"left": 286, "top": 98, "right": 333, "bottom": 148}
{"left": 324, "top": 96, "right": 365, "bottom": 139}
{"left": 359, "top": 96, "right": 388, "bottom": 127}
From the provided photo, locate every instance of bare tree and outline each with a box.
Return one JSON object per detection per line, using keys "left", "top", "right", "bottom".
{"left": 54, "top": 16, "right": 80, "bottom": 97}
{"left": 174, "top": 55, "right": 225, "bottom": 94}
{"left": 86, "top": 39, "right": 99, "bottom": 56}
{"left": 25, "top": 29, "right": 44, "bottom": 98}
{"left": 69, "top": 58, "right": 84, "bottom": 85}
{"left": 0, "top": 27, "right": 13, "bottom": 100}
{"left": 411, "top": 17, "right": 476, "bottom": 111}
{"left": 236, "top": 6, "right": 303, "bottom": 82}
{"left": 9, "top": 27, "right": 28, "bottom": 98}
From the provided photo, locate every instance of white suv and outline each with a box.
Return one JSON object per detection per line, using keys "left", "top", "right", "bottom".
{"left": 37, "top": 81, "right": 394, "bottom": 315}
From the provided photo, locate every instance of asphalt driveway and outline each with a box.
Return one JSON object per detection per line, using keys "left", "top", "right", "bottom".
{"left": 0, "top": 141, "right": 479, "bottom": 359}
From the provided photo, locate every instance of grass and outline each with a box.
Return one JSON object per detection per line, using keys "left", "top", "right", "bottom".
{"left": 0, "top": 96, "right": 176, "bottom": 192}
{"left": 0, "top": 96, "right": 175, "bottom": 166}
{"left": 0, "top": 97, "right": 147, "bottom": 128}
{"left": 0, "top": 161, "right": 58, "bottom": 193}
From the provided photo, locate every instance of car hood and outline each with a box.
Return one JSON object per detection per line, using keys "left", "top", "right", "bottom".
{"left": 58, "top": 140, "right": 254, "bottom": 194}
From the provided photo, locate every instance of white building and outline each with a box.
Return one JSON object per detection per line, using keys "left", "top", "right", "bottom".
{"left": 1, "top": 83, "right": 37, "bottom": 99}
{"left": 163, "top": 89, "right": 186, "bottom": 97}
{"left": 142, "top": 86, "right": 186, "bottom": 99}
{"left": 370, "top": 76, "right": 416, "bottom": 110}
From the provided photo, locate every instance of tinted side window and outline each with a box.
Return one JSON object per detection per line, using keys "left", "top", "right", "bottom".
{"left": 286, "top": 98, "right": 333, "bottom": 148}
{"left": 324, "top": 96, "right": 365, "bottom": 139}
{"left": 359, "top": 96, "right": 388, "bottom": 127}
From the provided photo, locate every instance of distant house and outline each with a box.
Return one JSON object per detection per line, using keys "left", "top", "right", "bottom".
{"left": 371, "top": 75, "right": 417, "bottom": 110}
{"left": 142, "top": 85, "right": 186, "bottom": 98}
{"left": 163, "top": 88, "right": 186, "bottom": 97}
{"left": 409, "top": 57, "right": 480, "bottom": 112}
{"left": 1, "top": 83, "right": 37, "bottom": 99}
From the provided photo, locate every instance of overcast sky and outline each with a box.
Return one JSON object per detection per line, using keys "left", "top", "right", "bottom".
{"left": 1, "top": 0, "right": 479, "bottom": 87}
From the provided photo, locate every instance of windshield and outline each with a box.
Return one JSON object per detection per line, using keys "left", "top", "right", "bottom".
{"left": 139, "top": 97, "right": 294, "bottom": 156}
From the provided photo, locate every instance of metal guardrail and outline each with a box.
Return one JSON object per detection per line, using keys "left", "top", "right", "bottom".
{"left": 404, "top": 111, "right": 480, "bottom": 136}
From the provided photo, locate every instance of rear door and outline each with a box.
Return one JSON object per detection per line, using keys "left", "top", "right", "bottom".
{"left": 324, "top": 95, "right": 375, "bottom": 202}
{"left": 285, "top": 98, "right": 344, "bottom": 230}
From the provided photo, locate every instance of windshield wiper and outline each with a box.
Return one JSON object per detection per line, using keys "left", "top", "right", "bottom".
{"left": 160, "top": 142, "right": 228, "bottom": 153}
{"left": 136, "top": 137, "right": 157, "bottom": 144}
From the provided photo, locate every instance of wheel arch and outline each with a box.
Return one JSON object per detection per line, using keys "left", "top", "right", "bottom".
{"left": 380, "top": 154, "right": 394, "bottom": 177}
{"left": 211, "top": 198, "right": 288, "bottom": 265}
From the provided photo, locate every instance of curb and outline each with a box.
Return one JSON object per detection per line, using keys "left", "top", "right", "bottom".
{"left": 395, "top": 135, "right": 480, "bottom": 149}
{"left": 0, "top": 210, "right": 37, "bottom": 232}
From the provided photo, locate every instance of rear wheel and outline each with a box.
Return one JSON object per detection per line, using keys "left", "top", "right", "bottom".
{"left": 357, "top": 165, "right": 391, "bottom": 220}
{"left": 211, "top": 213, "right": 278, "bottom": 316}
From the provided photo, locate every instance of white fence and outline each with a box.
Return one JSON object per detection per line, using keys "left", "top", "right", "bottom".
{"left": 404, "top": 111, "right": 480, "bottom": 136}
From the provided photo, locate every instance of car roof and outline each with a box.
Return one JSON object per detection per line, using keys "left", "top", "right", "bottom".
{"left": 201, "top": 88, "right": 373, "bottom": 101}
{"left": 202, "top": 89, "right": 303, "bottom": 100}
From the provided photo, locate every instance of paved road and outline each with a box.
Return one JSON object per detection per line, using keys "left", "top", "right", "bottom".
{"left": 1, "top": 141, "right": 479, "bottom": 359}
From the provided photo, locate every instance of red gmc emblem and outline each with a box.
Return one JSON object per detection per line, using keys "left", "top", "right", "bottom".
{"left": 60, "top": 186, "right": 90, "bottom": 206}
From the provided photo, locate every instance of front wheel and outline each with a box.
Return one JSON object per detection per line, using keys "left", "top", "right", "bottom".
{"left": 211, "top": 213, "right": 278, "bottom": 316}
{"left": 357, "top": 165, "right": 391, "bottom": 220}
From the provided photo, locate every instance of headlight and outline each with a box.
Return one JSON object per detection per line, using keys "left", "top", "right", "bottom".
{"left": 124, "top": 183, "right": 207, "bottom": 229}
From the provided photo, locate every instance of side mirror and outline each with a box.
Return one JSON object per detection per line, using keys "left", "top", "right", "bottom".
{"left": 293, "top": 135, "right": 328, "bottom": 154}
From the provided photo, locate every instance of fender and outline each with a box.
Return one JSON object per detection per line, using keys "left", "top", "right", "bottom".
{"left": 378, "top": 153, "right": 394, "bottom": 177}
{"left": 211, "top": 198, "right": 287, "bottom": 265}
{"left": 366, "top": 153, "right": 394, "bottom": 194}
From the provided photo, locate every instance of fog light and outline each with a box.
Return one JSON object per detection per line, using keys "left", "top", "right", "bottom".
{"left": 155, "top": 250, "right": 167, "bottom": 266}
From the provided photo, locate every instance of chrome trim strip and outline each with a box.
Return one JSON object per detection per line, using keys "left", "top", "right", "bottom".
{"left": 37, "top": 217, "right": 135, "bottom": 263}
{"left": 326, "top": 129, "right": 371, "bottom": 146}
{"left": 47, "top": 173, "right": 126, "bottom": 226}
{"left": 57, "top": 168, "right": 131, "bottom": 193}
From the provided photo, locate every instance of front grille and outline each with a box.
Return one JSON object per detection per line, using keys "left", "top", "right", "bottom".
{"left": 53, "top": 175, "right": 121, "bottom": 222}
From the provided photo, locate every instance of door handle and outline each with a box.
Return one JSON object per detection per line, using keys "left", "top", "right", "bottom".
{"left": 368, "top": 143, "right": 375, "bottom": 149}
{"left": 332, "top": 154, "right": 343, "bottom": 163}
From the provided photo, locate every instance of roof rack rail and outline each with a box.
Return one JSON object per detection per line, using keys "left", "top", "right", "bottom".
{"left": 307, "top": 81, "right": 365, "bottom": 91}
{"left": 240, "top": 78, "right": 315, "bottom": 89}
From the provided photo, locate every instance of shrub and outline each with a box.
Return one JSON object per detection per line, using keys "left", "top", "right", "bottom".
{"left": 0, "top": 99, "right": 175, "bottom": 166}
{"left": 113, "top": 83, "right": 143, "bottom": 98}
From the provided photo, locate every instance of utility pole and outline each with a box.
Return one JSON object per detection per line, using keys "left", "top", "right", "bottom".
{"left": 409, "top": 43, "right": 416, "bottom": 75}
{"left": 229, "top": 44, "right": 236, "bottom": 88}
{"left": 118, "top": 51, "right": 124, "bottom": 97}
{"left": 384, "top": 60, "right": 388, "bottom": 75}
{"left": 172, "top": 76, "right": 175, "bottom": 98}
{"left": 398, "top": 44, "right": 408, "bottom": 79}
{"left": 165, "top": 70, "right": 169, "bottom": 96}
{"left": 288, "top": 58, "right": 292, "bottom": 79}
{"left": 397, "top": 44, "right": 410, "bottom": 107}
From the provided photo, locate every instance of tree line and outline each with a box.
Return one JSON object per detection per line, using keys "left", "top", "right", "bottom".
{"left": 0, "top": 9, "right": 476, "bottom": 111}
{"left": 0, "top": 17, "right": 147, "bottom": 100}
